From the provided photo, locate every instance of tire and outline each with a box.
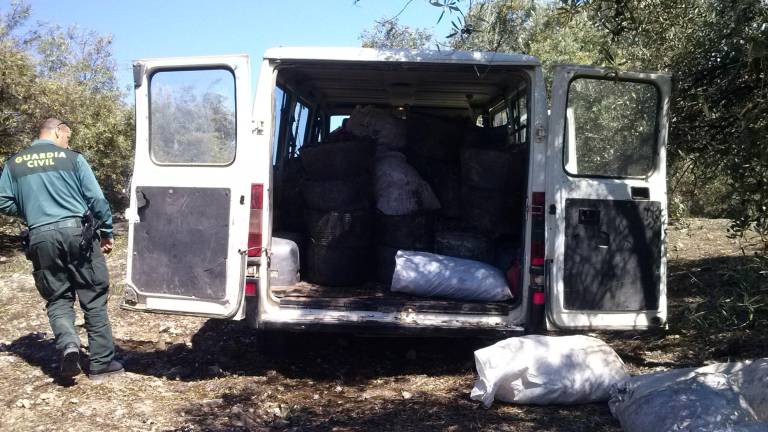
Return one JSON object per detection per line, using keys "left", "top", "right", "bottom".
{"left": 302, "top": 176, "right": 372, "bottom": 211}
{"left": 300, "top": 141, "right": 374, "bottom": 180}
{"left": 305, "top": 210, "right": 372, "bottom": 248}
{"left": 305, "top": 243, "right": 370, "bottom": 286}
{"left": 434, "top": 230, "right": 494, "bottom": 263}
{"left": 375, "top": 212, "right": 434, "bottom": 250}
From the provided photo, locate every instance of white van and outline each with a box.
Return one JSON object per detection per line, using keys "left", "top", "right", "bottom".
{"left": 122, "top": 47, "right": 670, "bottom": 336}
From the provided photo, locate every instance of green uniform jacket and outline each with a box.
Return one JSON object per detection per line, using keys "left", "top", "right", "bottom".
{"left": 0, "top": 139, "right": 113, "bottom": 238}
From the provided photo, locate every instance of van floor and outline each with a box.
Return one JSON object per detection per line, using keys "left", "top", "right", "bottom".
{"left": 271, "top": 282, "right": 515, "bottom": 315}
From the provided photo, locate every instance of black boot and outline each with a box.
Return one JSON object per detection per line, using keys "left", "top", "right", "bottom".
{"left": 60, "top": 343, "right": 81, "bottom": 378}
{"left": 88, "top": 360, "right": 124, "bottom": 381}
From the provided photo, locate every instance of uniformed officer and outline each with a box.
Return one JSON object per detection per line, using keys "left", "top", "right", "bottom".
{"left": 0, "top": 118, "right": 123, "bottom": 381}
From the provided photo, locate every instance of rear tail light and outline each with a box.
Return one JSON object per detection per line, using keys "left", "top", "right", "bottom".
{"left": 248, "top": 184, "right": 263, "bottom": 257}
{"left": 245, "top": 280, "right": 258, "bottom": 296}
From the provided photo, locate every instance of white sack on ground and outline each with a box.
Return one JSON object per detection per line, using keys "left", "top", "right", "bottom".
{"left": 374, "top": 151, "right": 441, "bottom": 215}
{"left": 609, "top": 358, "right": 768, "bottom": 432}
{"left": 346, "top": 105, "right": 406, "bottom": 149}
{"left": 610, "top": 373, "right": 765, "bottom": 432}
{"left": 470, "top": 335, "right": 628, "bottom": 407}
{"left": 391, "top": 250, "right": 511, "bottom": 302}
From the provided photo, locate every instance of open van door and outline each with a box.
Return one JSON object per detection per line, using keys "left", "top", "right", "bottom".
{"left": 123, "top": 55, "right": 254, "bottom": 318}
{"left": 546, "top": 65, "right": 671, "bottom": 330}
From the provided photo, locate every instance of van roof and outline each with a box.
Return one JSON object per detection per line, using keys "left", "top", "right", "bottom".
{"left": 263, "top": 46, "right": 540, "bottom": 66}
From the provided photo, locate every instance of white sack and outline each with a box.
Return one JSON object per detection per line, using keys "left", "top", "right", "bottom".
{"left": 374, "top": 151, "right": 440, "bottom": 215}
{"left": 609, "top": 358, "right": 768, "bottom": 432}
{"left": 391, "top": 250, "right": 511, "bottom": 302}
{"left": 610, "top": 373, "right": 764, "bottom": 432}
{"left": 346, "top": 105, "right": 406, "bottom": 150}
{"left": 470, "top": 335, "right": 628, "bottom": 407}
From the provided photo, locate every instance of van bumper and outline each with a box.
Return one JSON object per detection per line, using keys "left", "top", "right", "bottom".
{"left": 255, "top": 318, "right": 524, "bottom": 338}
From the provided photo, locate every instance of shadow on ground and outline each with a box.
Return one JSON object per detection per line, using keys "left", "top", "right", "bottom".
{"left": 119, "top": 321, "right": 491, "bottom": 383}
{"left": 3, "top": 253, "right": 764, "bottom": 431}
{"left": 1, "top": 332, "right": 78, "bottom": 387}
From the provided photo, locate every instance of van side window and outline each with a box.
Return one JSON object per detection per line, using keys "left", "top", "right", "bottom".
{"left": 329, "top": 115, "right": 349, "bottom": 133}
{"left": 491, "top": 100, "right": 508, "bottom": 127}
{"left": 310, "top": 110, "right": 325, "bottom": 144}
{"left": 149, "top": 68, "right": 236, "bottom": 165}
{"left": 511, "top": 92, "right": 527, "bottom": 144}
{"left": 272, "top": 86, "right": 287, "bottom": 165}
{"left": 289, "top": 100, "right": 310, "bottom": 158}
{"left": 564, "top": 78, "right": 658, "bottom": 177}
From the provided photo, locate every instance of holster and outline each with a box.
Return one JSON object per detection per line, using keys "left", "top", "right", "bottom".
{"left": 79, "top": 211, "right": 101, "bottom": 257}
{"left": 18, "top": 224, "right": 30, "bottom": 260}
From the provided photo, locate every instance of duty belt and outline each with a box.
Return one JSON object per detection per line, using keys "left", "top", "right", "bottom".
{"left": 30, "top": 218, "right": 82, "bottom": 233}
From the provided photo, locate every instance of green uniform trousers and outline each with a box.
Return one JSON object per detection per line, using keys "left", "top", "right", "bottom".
{"left": 28, "top": 225, "right": 115, "bottom": 370}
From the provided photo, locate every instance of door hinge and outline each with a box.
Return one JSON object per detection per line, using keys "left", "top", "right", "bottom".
{"left": 535, "top": 126, "right": 546, "bottom": 143}
{"left": 253, "top": 120, "right": 265, "bottom": 135}
{"left": 132, "top": 63, "right": 145, "bottom": 89}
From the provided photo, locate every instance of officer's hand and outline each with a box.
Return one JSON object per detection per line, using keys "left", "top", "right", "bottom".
{"left": 101, "top": 238, "right": 114, "bottom": 254}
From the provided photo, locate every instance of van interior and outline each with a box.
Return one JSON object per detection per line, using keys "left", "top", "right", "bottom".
{"left": 269, "top": 60, "right": 531, "bottom": 317}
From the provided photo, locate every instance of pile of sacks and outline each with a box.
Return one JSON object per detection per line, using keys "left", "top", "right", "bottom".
{"left": 299, "top": 140, "right": 374, "bottom": 286}
{"left": 345, "top": 106, "right": 442, "bottom": 286}
{"left": 470, "top": 335, "right": 768, "bottom": 431}
{"left": 343, "top": 106, "right": 520, "bottom": 302}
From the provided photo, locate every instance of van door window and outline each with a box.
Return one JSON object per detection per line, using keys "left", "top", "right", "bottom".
{"left": 512, "top": 92, "right": 527, "bottom": 144}
{"left": 149, "top": 68, "right": 236, "bottom": 165}
{"left": 564, "top": 78, "right": 658, "bottom": 177}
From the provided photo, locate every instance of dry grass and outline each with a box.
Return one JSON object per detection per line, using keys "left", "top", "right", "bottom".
{"left": 0, "top": 218, "right": 764, "bottom": 431}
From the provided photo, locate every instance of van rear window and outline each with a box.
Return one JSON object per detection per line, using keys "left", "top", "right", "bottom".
{"left": 564, "top": 78, "right": 658, "bottom": 178}
{"left": 149, "top": 68, "right": 236, "bottom": 165}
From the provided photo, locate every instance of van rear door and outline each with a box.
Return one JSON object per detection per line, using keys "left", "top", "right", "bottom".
{"left": 546, "top": 65, "right": 671, "bottom": 330}
{"left": 123, "top": 55, "right": 254, "bottom": 318}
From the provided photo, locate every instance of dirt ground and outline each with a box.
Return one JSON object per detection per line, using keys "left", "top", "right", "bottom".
{"left": 0, "top": 219, "right": 765, "bottom": 432}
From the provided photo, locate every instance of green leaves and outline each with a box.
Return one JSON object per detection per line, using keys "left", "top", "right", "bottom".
{"left": 360, "top": 18, "right": 433, "bottom": 49}
{"left": 0, "top": 1, "right": 133, "bottom": 213}
{"left": 431, "top": 0, "right": 768, "bottom": 247}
